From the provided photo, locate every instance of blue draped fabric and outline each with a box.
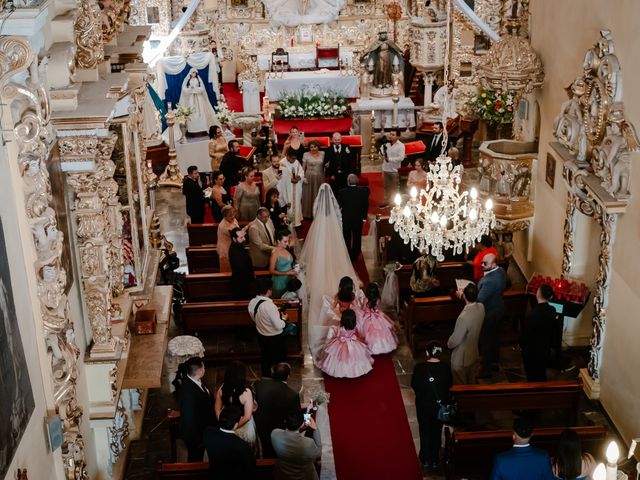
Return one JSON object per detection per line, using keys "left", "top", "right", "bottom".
{"left": 163, "top": 65, "right": 218, "bottom": 111}
{"left": 147, "top": 83, "right": 167, "bottom": 131}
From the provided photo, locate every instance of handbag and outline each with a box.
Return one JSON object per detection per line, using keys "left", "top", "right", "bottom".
{"left": 427, "top": 367, "right": 456, "bottom": 423}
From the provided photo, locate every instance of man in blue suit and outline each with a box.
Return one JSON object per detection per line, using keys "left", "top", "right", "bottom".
{"left": 476, "top": 252, "right": 507, "bottom": 377}
{"left": 490, "top": 418, "right": 553, "bottom": 479}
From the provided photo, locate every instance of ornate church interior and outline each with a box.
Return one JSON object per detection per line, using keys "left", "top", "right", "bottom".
{"left": 1, "top": 0, "right": 639, "bottom": 479}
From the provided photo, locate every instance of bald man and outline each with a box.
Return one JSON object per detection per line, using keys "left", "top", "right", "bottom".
{"left": 476, "top": 252, "right": 507, "bottom": 377}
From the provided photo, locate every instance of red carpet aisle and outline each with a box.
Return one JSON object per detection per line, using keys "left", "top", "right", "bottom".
{"left": 361, "top": 172, "right": 384, "bottom": 215}
{"left": 221, "top": 82, "right": 244, "bottom": 112}
{"left": 323, "top": 354, "right": 422, "bottom": 480}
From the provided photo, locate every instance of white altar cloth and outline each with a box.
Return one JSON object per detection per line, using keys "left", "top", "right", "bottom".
{"left": 257, "top": 51, "right": 354, "bottom": 71}
{"left": 351, "top": 97, "right": 417, "bottom": 129}
{"left": 265, "top": 71, "right": 359, "bottom": 101}
{"left": 175, "top": 138, "right": 210, "bottom": 173}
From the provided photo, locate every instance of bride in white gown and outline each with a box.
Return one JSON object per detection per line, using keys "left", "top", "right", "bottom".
{"left": 299, "top": 183, "right": 360, "bottom": 362}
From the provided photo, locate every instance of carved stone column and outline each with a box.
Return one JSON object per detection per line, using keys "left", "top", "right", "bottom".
{"left": 74, "top": 0, "right": 105, "bottom": 79}
{"left": 560, "top": 192, "right": 576, "bottom": 277}
{"left": 60, "top": 132, "right": 122, "bottom": 356}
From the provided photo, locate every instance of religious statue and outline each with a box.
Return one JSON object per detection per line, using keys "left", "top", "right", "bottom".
{"left": 553, "top": 76, "right": 587, "bottom": 161}
{"left": 361, "top": 32, "right": 404, "bottom": 97}
{"left": 178, "top": 69, "right": 220, "bottom": 134}
{"left": 261, "top": 0, "right": 345, "bottom": 27}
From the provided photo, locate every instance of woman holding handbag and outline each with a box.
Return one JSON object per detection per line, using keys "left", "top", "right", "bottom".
{"left": 411, "top": 340, "right": 453, "bottom": 470}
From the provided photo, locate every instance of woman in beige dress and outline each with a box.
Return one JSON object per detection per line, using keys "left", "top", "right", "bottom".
{"left": 234, "top": 167, "right": 261, "bottom": 221}
{"left": 210, "top": 170, "right": 231, "bottom": 222}
{"left": 301, "top": 140, "right": 325, "bottom": 219}
{"left": 217, "top": 205, "right": 240, "bottom": 272}
{"left": 281, "top": 126, "right": 305, "bottom": 163}
{"left": 209, "top": 125, "right": 228, "bottom": 172}
{"left": 407, "top": 158, "right": 428, "bottom": 192}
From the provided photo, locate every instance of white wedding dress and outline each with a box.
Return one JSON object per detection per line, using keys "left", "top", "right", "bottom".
{"left": 300, "top": 184, "right": 360, "bottom": 362}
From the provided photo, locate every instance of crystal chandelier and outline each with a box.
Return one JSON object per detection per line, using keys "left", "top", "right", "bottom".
{"left": 389, "top": 0, "right": 495, "bottom": 261}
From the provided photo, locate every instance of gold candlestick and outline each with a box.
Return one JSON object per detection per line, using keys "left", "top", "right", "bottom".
{"left": 159, "top": 104, "right": 183, "bottom": 187}
{"left": 369, "top": 109, "right": 377, "bottom": 163}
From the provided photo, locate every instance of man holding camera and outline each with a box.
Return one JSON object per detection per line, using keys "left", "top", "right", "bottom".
{"left": 271, "top": 410, "right": 322, "bottom": 480}
{"left": 248, "top": 279, "right": 288, "bottom": 377}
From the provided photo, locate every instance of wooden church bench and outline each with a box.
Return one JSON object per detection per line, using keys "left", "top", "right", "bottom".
{"left": 183, "top": 271, "right": 271, "bottom": 303}
{"left": 187, "top": 220, "right": 251, "bottom": 247}
{"left": 185, "top": 247, "right": 220, "bottom": 274}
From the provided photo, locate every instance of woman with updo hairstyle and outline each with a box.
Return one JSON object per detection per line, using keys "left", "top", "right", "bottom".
{"left": 301, "top": 139, "right": 326, "bottom": 219}
{"left": 233, "top": 166, "right": 260, "bottom": 221}
{"left": 355, "top": 282, "right": 398, "bottom": 355}
{"left": 216, "top": 205, "right": 240, "bottom": 272}
{"left": 411, "top": 340, "right": 452, "bottom": 469}
{"left": 209, "top": 125, "right": 228, "bottom": 171}
{"left": 264, "top": 187, "right": 287, "bottom": 231}
{"left": 318, "top": 308, "right": 374, "bottom": 378}
{"left": 210, "top": 169, "right": 231, "bottom": 222}
{"left": 269, "top": 229, "right": 296, "bottom": 298}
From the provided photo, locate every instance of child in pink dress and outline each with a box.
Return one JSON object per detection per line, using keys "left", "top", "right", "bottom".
{"left": 319, "top": 309, "right": 374, "bottom": 378}
{"left": 356, "top": 283, "right": 399, "bottom": 355}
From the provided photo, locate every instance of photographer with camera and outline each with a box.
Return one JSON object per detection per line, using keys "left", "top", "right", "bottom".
{"left": 271, "top": 410, "right": 322, "bottom": 480}
{"left": 248, "top": 279, "right": 289, "bottom": 378}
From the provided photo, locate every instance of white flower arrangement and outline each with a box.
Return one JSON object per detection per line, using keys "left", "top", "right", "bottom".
{"left": 175, "top": 104, "right": 193, "bottom": 123}
{"left": 277, "top": 91, "right": 349, "bottom": 120}
{"left": 216, "top": 102, "right": 234, "bottom": 126}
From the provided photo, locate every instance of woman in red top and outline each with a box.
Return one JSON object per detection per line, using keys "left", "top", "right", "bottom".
{"left": 472, "top": 235, "right": 499, "bottom": 283}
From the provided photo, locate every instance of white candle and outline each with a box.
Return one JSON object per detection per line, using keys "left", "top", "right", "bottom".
{"left": 606, "top": 441, "right": 619, "bottom": 480}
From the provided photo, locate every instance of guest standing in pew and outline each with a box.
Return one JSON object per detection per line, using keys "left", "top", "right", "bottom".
{"left": 519, "top": 283, "right": 557, "bottom": 382}
{"left": 490, "top": 418, "right": 554, "bottom": 480}
{"left": 210, "top": 170, "right": 231, "bottom": 222}
{"left": 204, "top": 406, "right": 256, "bottom": 478}
{"left": 471, "top": 234, "right": 499, "bottom": 283}
{"left": 265, "top": 188, "right": 288, "bottom": 231}
{"left": 178, "top": 357, "right": 217, "bottom": 462}
{"left": 254, "top": 362, "right": 301, "bottom": 458}
{"left": 214, "top": 361, "right": 259, "bottom": 453}
{"left": 234, "top": 167, "right": 261, "bottom": 221}
{"left": 182, "top": 166, "right": 206, "bottom": 224}
{"left": 550, "top": 429, "right": 596, "bottom": 480}
{"left": 229, "top": 228, "right": 255, "bottom": 299}
{"left": 325, "top": 132, "right": 353, "bottom": 193}
{"left": 249, "top": 279, "right": 288, "bottom": 378}
{"left": 337, "top": 174, "right": 370, "bottom": 262}
{"left": 475, "top": 252, "right": 506, "bottom": 378}
{"left": 271, "top": 410, "right": 322, "bottom": 480}
{"left": 248, "top": 207, "right": 276, "bottom": 269}
{"left": 220, "top": 139, "right": 242, "bottom": 191}
{"left": 217, "top": 205, "right": 240, "bottom": 272}
{"left": 411, "top": 341, "right": 453, "bottom": 470}
{"left": 269, "top": 230, "right": 297, "bottom": 298}
{"left": 425, "top": 121, "right": 446, "bottom": 161}
{"left": 447, "top": 283, "right": 484, "bottom": 384}
{"left": 262, "top": 156, "right": 284, "bottom": 198}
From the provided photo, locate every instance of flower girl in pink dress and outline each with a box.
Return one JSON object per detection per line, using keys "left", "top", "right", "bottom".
{"left": 356, "top": 283, "right": 399, "bottom": 355}
{"left": 319, "top": 309, "right": 374, "bottom": 378}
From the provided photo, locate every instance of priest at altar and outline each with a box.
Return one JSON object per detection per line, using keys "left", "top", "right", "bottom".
{"left": 280, "top": 152, "right": 305, "bottom": 228}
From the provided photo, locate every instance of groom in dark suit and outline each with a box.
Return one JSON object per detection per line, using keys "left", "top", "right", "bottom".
{"left": 325, "top": 132, "right": 353, "bottom": 193}
{"left": 490, "top": 418, "right": 553, "bottom": 479}
{"left": 337, "top": 174, "right": 370, "bottom": 262}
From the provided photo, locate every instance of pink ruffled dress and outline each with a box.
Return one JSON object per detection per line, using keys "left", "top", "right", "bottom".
{"left": 356, "top": 303, "right": 399, "bottom": 355}
{"left": 318, "top": 327, "right": 374, "bottom": 378}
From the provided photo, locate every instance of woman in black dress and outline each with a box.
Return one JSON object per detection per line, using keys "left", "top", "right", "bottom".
{"left": 411, "top": 340, "right": 453, "bottom": 470}
{"left": 264, "top": 187, "right": 288, "bottom": 231}
{"left": 210, "top": 170, "right": 231, "bottom": 222}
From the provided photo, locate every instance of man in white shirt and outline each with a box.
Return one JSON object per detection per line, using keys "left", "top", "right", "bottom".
{"left": 380, "top": 129, "right": 405, "bottom": 208}
{"left": 248, "top": 207, "right": 276, "bottom": 269}
{"left": 249, "top": 279, "right": 288, "bottom": 377}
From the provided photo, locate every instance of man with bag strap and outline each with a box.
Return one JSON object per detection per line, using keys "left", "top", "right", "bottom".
{"left": 249, "top": 279, "right": 288, "bottom": 377}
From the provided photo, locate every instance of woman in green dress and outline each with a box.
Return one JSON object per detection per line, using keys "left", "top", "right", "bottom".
{"left": 269, "top": 230, "right": 296, "bottom": 298}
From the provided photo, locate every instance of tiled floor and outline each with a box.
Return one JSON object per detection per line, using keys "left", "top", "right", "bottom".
{"left": 125, "top": 185, "right": 613, "bottom": 480}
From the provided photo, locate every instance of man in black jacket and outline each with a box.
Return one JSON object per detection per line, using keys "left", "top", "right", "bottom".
{"left": 254, "top": 362, "right": 301, "bottom": 458}
{"left": 337, "top": 174, "right": 370, "bottom": 262}
{"left": 220, "top": 139, "right": 242, "bottom": 191}
{"left": 178, "top": 357, "right": 217, "bottom": 461}
{"left": 204, "top": 406, "right": 256, "bottom": 478}
{"left": 182, "top": 166, "right": 206, "bottom": 224}
{"left": 519, "top": 284, "right": 557, "bottom": 382}
{"left": 325, "top": 132, "right": 353, "bottom": 193}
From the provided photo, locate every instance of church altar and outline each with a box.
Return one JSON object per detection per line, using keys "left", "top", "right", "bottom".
{"left": 257, "top": 51, "right": 355, "bottom": 71}
{"left": 351, "top": 97, "right": 416, "bottom": 130}
{"left": 265, "top": 70, "right": 359, "bottom": 101}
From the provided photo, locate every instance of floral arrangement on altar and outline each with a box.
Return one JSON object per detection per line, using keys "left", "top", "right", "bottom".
{"left": 174, "top": 104, "right": 193, "bottom": 123}
{"left": 469, "top": 89, "right": 515, "bottom": 126}
{"left": 215, "top": 102, "right": 234, "bottom": 126}
{"left": 276, "top": 92, "right": 349, "bottom": 120}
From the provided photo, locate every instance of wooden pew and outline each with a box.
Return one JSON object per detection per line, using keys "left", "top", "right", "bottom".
{"left": 443, "top": 424, "right": 608, "bottom": 480}
{"left": 186, "top": 247, "right": 220, "bottom": 274}
{"left": 187, "top": 220, "right": 251, "bottom": 247}
{"left": 403, "top": 290, "right": 528, "bottom": 354}
{"left": 183, "top": 271, "right": 271, "bottom": 303}
{"left": 395, "top": 261, "right": 470, "bottom": 293}
{"left": 181, "top": 299, "right": 303, "bottom": 361}
{"left": 450, "top": 379, "right": 583, "bottom": 425}
{"left": 157, "top": 459, "right": 277, "bottom": 479}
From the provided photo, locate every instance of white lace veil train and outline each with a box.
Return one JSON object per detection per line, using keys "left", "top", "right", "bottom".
{"left": 299, "top": 183, "right": 360, "bottom": 362}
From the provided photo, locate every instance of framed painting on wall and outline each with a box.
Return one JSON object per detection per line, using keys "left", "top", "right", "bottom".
{"left": 0, "top": 219, "right": 36, "bottom": 478}
{"left": 546, "top": 153, "right": 556, "bottom": 189}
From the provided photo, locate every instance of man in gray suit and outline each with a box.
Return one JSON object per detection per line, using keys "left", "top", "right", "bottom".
{"left": 476, "top": 252, "right": 507, "bottom": 377}
{"left": 271, "top": 410, "right": 322, "bottom": 480}
{"left": 248, "top": 207, "right": 276, "bottom": 269}
{"left": 447, "top": 283, "right": 485, "bottom": 384}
